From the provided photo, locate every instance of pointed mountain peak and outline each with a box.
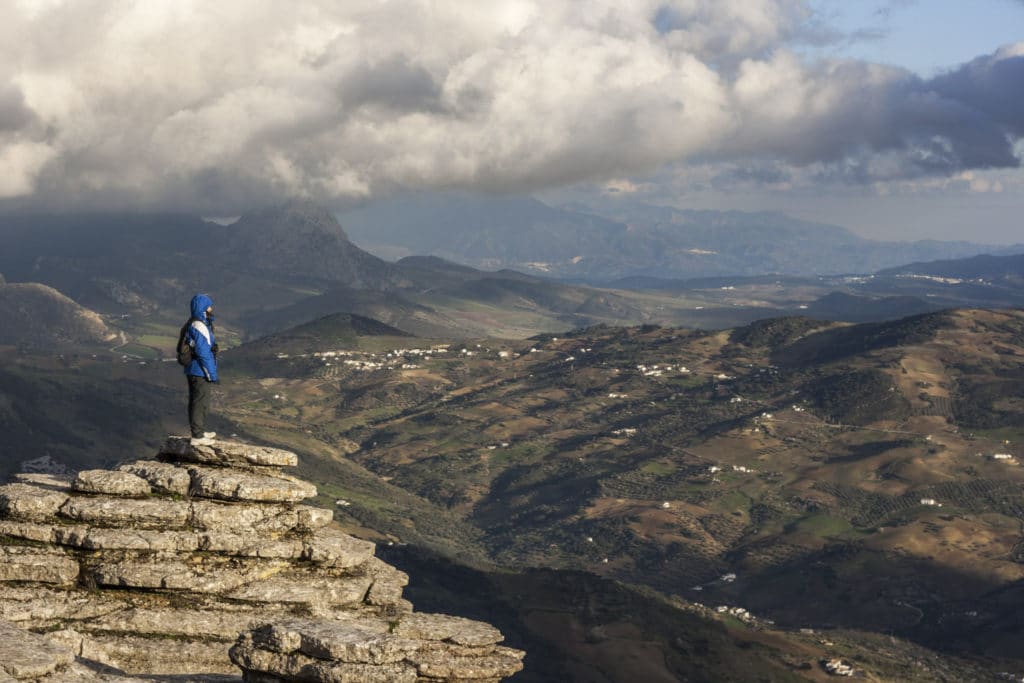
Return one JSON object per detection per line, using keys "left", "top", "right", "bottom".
{"left": 240, "top": 199, "right": 349, "bottom": 240}
{"left": 221, "top": 200, "right": 398, "bottom": 287}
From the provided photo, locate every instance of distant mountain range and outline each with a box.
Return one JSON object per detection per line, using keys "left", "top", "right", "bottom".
{"left": 0, "top": 204, "right": 666, "bottom": 340}
{"left": 877, "top": 251, "right": 1024, "bottom": 284}
{"left": 338, "top": 193, "right": 1022, "bottom": 281}
{"left": 2, "top": 199, "right": 1021, "bottom": 352}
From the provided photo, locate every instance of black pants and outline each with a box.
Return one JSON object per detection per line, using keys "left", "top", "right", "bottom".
{"left": 187, "top": 375, "right": 212, "bottom": 437}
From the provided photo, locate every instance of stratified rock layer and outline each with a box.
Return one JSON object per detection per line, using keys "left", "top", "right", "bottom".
{"left": 230, "top": 618, "right": 525, "bottom": 682}
{"left": 0, "top": 437, "right": 524, "bottom": 681}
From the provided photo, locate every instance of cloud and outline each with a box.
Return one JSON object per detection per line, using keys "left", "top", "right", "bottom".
{"left": 0, "top": 0, "right": 1020, "bottom": 213}
{"left": 726, "top": 47, "right": 1024, "bottom": 176}
{"left": 0, "top": 141, "right": 56, "bottom": 198}
{"left": 0, "top": 84, "right": 35, "bottom": 132}
{"left": 602, "top": 179, "right": 642, "bottom": 194}
{"left": 712, "top": 163, "right": 793, "bottom": 189}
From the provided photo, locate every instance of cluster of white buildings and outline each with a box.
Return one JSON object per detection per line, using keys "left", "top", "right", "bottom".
{"left": 706, "top": 463, "right": 753, "bottom": 475}
{"left": 823, "top": 658, "right": 856, "bottom": 677}
{"left": 343, "top": 358, "right": 387, "bottom": 371}
{"left": 634, "top": 363, "right": 690, "bottom": 377}
{"left": 277, "top": 344, "right": 461, "bottom": 373}
{"left": 896, "top": 273, "right": 988, "bottom": 286}
{"left": 715, "top": 605, "right": 754, "bottom": 622}
{"left": 387, "top": 346, "right": 449, "bottom": 359}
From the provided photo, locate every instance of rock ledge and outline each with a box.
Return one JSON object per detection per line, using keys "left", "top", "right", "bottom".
{"left": 0, "top": 437, "right": 524, "bottom": 681}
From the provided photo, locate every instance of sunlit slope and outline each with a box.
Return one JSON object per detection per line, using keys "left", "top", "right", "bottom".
{"left": 0, "top": 280, "right": 115, "bottom": 347}
{"left": 4, "top": 307, "right": 1022, "bottom": 675}
{"left": 215, "top": 308, "right": 1024, "bottom": 667}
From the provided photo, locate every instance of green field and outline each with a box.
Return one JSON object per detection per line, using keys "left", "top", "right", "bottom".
{"left": 114, "top": 342, "right": 161, "bottom": 360}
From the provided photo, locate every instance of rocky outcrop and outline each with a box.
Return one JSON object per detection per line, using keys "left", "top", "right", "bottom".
{"left": 230, "top": 616, "right": 524, "bottom": 682}
{"left": 0, "top": 438, "right": 524, "bottom": 681}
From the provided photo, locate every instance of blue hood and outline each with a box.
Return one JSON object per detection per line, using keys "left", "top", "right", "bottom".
{"left": 190, "top": 294, "right": 213, "bottom": 321}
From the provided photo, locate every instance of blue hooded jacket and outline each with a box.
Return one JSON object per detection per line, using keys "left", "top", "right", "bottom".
{"left": 184, "top": 294, "right": 218, "bottom": 382}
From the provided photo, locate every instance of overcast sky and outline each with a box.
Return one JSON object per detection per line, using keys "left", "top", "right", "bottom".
{"left": 1, "top": 0, "right": 1021, "bottom": 242}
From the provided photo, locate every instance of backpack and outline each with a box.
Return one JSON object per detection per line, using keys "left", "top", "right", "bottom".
{"left": 176, "top": 320, "right": 194, "bottom": 366}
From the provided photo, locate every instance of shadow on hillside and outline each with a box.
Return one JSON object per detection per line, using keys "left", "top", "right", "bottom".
{"left": 382, "top": 543, "right": 1017, "bottom": 682}
{"left": 379, "top": 545, "right": 811, "bottom": 683}
{"left": 710, "top": 541, "right": 1024, "bottom": 663}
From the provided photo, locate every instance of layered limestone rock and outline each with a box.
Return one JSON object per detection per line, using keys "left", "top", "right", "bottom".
{"left": 230, "top": 617, "right": 525, "bottom": 682}
{"left": 0, "top": 437, "right": 524, "bottom": 681}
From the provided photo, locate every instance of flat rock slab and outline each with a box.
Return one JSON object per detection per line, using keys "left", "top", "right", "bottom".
{"left": 189, "top": 500, "right": 296, "bottom": 533}
{"left": 304, "top": 527, "right": 375, "bottom": 568}
{"left": 296, "top": 505, "right": 334, "bottom": 531}
{"left": 230, "top": 637, "right": 418, "bottom": 683}
{"left": 12, "top": 474, "right": 71, "bottom": 490}
{"left": 18, "top": 660, "right": 155, "bottom": 682}
{"left": 362, "top": 557, "right": 409, "bottom": 608}
{"left": 0, "top": 586, "right": 124, "bottom": 624}
{"left": 188, "top": 465, "right": 317, "bottom": 503}
{"left": 17, "top": 660, "right": 154, "bottom": 682}
{"left": 226, "top": 575, "right": 374, "bottom": 610}
{"left": 54, "top": 527, "right": 200, "bottom": 553}
{"left": 0, "top": 483, "right": 70, "bottom": 521}
{"left": 187, "top": 501, "right": 330, "bottom": 534}
{"left": 0, "top": 547, "right": 79, "bottom": 586}
{"left": 117, "top": 460, "right": 190, "bottom": 496}
{"left": 76, "top": 631, "right": 242, "bottom": 676}
{"left": 410, "top": 646, "right": 526, "bottom": 680}
{"left": 71, "top": 470, "right": 151, "bottom": 497}
{"left": 45, "top": 523, "right": 347, "bottom": 559}
{"left": 198, "top": 531, "right": 305, "bottom": 559}
{"left": 393, "top": 613, "right": 505, "bottom": 647}
{"left": 252, "top": 619, "right": 419, "bottom": 664}
{"left": 91, "top": 556, "right": 288, "bottom": 593}
{"left": 59, "top": 497, "right": 188, "bottom": 529}
{"left": 0, "top": 520, "right": 58, "bottom": 544}
{"left": 161, "top": 437, "right": 298, "bottom": 468}
{"left": 85, "top": 606, "right": 289, "bottom": 640}
{"left": 0, "top": 619, "right": 75, "bottom": 679}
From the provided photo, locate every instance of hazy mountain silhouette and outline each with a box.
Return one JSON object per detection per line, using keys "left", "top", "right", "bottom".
{"left": 876, "top": 251, "right": 1024, "bottom": 284}
{"left": 339, "top": 193, "right": 1019, "bottom": 280}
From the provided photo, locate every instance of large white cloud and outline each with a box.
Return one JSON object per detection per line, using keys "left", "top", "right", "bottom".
{"left": 0, "top": 0, "right": 1020, "bottom": 213}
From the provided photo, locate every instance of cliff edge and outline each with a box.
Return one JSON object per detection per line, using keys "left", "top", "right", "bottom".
{"left": 0, "top": 437, "right": 524, "bottom": 682}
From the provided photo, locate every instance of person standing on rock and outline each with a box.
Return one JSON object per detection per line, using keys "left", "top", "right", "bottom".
{"left": 184, "top": 293, "right": 219, "bottom": 443}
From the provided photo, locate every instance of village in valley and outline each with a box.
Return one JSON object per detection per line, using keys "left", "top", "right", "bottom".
{"left": 198, "top": 309, "right": 1024, "bottom": 679}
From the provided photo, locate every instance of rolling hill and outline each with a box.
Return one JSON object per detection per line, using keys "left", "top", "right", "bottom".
{"left": 0, "top": 280, "right": 116, "bottom": 347}
{"left": 3, "top": 307, "right": 1024, "bottom": 679}
{"left": 221, "top": 307, "right": 1024, "bottom": 672}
